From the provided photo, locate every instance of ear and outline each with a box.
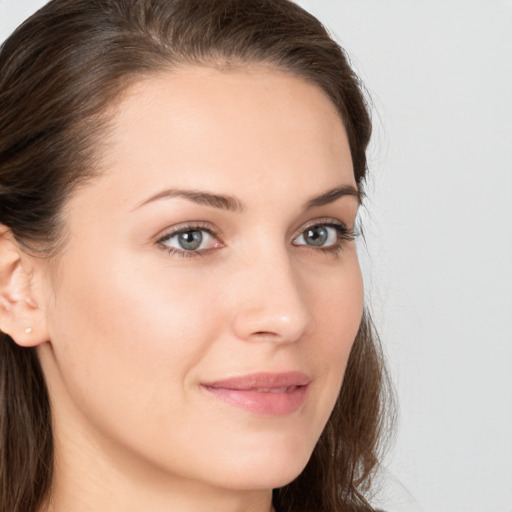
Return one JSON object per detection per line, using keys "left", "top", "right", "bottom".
{"left": 0, "top": 226, "right": 50, "bottom": 347}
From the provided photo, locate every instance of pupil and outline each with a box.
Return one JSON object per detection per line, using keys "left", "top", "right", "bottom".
{"left": 178, "top": 230, "right": 203, "bottom": 250}
{"left": 305, "top": 226, "right": 328, "bottom": 246}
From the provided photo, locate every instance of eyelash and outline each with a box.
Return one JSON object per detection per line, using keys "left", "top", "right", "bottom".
{"left": 293, "top": 219, "right": 357, "bottom": 256}
{"left": 156, "top": 221, "right": 219, "bottom": 258}
{"left": 156, "top": 219, "right": 357, "bottom": 259}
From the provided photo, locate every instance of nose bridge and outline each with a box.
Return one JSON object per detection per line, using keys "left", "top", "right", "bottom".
{"left": 230, "top": 244, "right": 314, "bottom": 343}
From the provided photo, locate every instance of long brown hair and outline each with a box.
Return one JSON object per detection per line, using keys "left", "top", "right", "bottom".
{"left": 0, "top": 1, "right": 394, "bottom": 511}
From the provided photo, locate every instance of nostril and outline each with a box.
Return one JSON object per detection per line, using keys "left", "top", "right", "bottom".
{"left": 252, "top": 331, "right": 280, "bottom": 337}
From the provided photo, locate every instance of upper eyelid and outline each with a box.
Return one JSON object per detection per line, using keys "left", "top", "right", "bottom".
{"left": 155, "top": 221, "right": 220, "bottom": 241}
{"left": 299, "top": 217, "right": 346, "bottom": 228}
{"left": 291, "top": 217, "right": 348, "bottom": 238}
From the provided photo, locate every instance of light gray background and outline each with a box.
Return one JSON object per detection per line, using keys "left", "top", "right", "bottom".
{"left": 1, "top": 1, "right": 511, "bottom": 511}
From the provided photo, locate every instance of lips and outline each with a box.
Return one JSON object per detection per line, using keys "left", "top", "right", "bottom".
{"left": 201, "top": 372, "right": 310, "bottom": 416}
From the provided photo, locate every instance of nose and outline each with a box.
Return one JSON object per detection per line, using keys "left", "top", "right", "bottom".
{"left": 230, "top": 250, "right": 314, "bottom": 344}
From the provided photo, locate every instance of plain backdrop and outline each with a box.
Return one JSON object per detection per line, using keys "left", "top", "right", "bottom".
{"left": 1, "top": 1, "right": 511, "bottom": 512}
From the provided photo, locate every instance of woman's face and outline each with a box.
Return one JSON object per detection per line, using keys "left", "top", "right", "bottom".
{"left": 37, "top": 66, "right": 363, "bottom": 492}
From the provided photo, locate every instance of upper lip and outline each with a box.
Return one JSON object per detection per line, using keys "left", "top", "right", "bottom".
{"left": 202, "top": 371, "right": 311, "bottom": 390}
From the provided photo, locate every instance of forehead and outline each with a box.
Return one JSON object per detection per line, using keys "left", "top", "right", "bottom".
{"left": 81, "top": 65, "right": 355, "bottom": 213}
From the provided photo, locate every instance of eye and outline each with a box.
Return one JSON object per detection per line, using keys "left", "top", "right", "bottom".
{"left": 293, "top": 221, "right": 355, "bottom": 251}
{"left": 294, "top": 225, "right": 338, "bottom": 247}
{"left": 157, "top": 224, "right": 222, "bottom": 256}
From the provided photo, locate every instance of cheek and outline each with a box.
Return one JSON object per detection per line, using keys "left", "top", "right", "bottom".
{"left": 312, "top": 251, "right": 364, "bottom": 350}
{"left": 307, "top": 253, "right": 364, "bottom": 406}
{"left": 45, "top": 251, "right": 223, "bottom": 434}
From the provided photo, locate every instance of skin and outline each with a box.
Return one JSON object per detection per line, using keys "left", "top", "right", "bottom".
{"left": 1, "top": 66, "right": 363, "bottom": 512}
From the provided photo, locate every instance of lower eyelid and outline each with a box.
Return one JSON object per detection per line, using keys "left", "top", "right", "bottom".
{"left": 156, "top": 226, "right": 224, "bottom": 256}
{"left": 292, "top": 225, "right": 357, "bottom": 257}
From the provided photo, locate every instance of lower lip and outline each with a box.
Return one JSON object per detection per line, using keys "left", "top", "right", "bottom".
{"left": 202, "top": 385, "right": 308, "bottom": 416}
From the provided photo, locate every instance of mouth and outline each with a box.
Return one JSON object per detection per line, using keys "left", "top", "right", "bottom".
{"left": 201, "top": 372, "right": 310, "bottom": 416}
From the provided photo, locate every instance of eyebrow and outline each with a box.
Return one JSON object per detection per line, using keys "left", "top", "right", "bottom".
{"left": 134, "top": 188, "right": 244, "bottom": 212}
{"left": 304, "top": 185, "right": 361, "bottom": 209}
{"left": 134, "top": 184, "right": 360, "bottom": 212}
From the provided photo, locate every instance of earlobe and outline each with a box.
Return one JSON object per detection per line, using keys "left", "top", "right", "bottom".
{"left": 0, "top": 226, "right": 50, "bottom": 347}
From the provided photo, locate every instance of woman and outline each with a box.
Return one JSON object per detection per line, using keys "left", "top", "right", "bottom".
{"left": 0, "top": 1, "right": 392, "bottom": 511}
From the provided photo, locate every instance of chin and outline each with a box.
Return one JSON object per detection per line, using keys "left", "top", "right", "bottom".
{"left": 222, "top": 461, "right": 309, "bottom": 491}
{"left": 208, "top": 431, "right": 316, "bottom": 491}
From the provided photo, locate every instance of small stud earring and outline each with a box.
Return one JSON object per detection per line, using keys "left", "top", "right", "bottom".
{"left": 25, "top": 327, "right": 33, "bottom": 334}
